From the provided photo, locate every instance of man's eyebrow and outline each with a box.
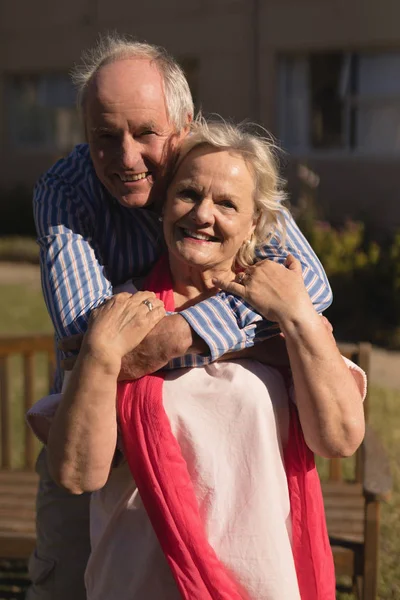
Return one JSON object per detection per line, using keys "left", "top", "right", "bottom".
{"left": 136, "top": 121, "right": 159, "bottom": 131}
{"left": 89, "top": 126, "right": 115, "bottom": 134}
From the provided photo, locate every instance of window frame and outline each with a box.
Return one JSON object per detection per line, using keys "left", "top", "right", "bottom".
{"left": 278, "top": 50, "right": 400, "bottom": 158}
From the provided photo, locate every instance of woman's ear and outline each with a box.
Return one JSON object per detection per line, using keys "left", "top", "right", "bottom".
{"left": 249, "top": 219, "right": 257, "bottom": 239}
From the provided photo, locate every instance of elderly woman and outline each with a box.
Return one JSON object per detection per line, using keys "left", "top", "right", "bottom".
{"left": 28, "top": 120, "right": 366, "bottom": 600}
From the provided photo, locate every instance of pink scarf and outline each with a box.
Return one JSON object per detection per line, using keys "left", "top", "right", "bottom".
{"left": 117, "top": 255, "right": 335, "bottom": 599}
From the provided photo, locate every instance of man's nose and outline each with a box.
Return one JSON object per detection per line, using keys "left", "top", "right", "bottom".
{"left": 120, "top": 135, "right": 140, "bottom": 169}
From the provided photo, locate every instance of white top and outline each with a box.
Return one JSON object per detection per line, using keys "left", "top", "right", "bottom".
{"left": 86, "top": 360, "right": 299, "bottom": 600}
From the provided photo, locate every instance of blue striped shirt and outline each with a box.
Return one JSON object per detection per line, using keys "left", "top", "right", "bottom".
{"left": 33, "top": 144, "right": 332, "bottom": 391}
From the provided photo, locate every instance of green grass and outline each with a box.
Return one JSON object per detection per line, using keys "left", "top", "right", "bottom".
{"left": 0, "top": 283, "right": 51, "bottom": 335}
{"left": 369, "top": 386, "right": 400, "bottom": 599}
{"left": 1, "top": 274, "right": 400, "bottom": 597}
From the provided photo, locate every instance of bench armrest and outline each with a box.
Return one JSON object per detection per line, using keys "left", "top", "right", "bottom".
{"left": 363, "top": 425, "right": 392, "bottom": 501}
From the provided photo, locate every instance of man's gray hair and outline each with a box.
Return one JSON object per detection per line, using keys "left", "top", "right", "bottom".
{"left": 72, "top": 34, "right": 194, "bottom": 131}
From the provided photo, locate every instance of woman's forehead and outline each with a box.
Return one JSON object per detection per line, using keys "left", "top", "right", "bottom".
{"left": 175, "top": 147, "right": 253, "bottom": 188}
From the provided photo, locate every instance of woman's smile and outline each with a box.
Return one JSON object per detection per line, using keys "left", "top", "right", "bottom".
{"left": 164, "top": 146, "right": 256, "bottom": 276}
{"left": 176, "top": 226, "right": 221, "bottom": 244}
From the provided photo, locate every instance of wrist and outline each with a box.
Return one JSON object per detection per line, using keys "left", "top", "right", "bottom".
{"left": 279, "top": 308, "right": 322, "bottom": 341}
{"left": 80, "top": 342, "right": 122, "bottom": 377}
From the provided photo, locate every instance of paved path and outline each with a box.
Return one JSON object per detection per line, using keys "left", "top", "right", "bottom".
{"left": 1, "top": 262, "right": 400, "bottom": 390}
{"left": 0, "top": 262, "right": 41, "bottom": 287}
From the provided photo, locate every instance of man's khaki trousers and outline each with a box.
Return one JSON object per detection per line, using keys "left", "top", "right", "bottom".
{"left": 26, "top": 447, "right": 91, "bottom": 600}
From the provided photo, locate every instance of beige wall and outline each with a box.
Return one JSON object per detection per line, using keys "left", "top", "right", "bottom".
{"left": 284, "top": 156, "right": 400, "bottom": 233}
{"left": 1, "top": 0, "right": 399, "bottom": 230}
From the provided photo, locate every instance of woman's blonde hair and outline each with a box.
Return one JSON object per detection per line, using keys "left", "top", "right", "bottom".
{"left": 170, "top": 116, "right": 288, "bottom": 268}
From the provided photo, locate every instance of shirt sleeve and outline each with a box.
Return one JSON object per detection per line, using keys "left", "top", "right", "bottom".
{"left": 33, "top": 172, "right": 113, "bottom": 340}
{"left": 176, "top": 210, "right": 333, "bottom": 363}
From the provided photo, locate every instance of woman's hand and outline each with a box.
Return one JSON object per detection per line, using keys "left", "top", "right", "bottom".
{"left": 213, "top": 254, "right": 315, "bottom": 326}
{"left": 81, "top": 292, "right": 165, "bottom": 373}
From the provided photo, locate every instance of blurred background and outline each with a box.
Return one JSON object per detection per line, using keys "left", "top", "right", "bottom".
{"left": 0, "top": 1, "right": 399, "bottom": 598}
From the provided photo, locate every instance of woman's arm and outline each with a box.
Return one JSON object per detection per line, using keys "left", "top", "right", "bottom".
{"left": 47, "top": 292, "right": 165, "bottom": 494}
{"left": 213, "top": 256, "right": 365, "bottom": 459}
{"left": 279, "top": 308, "right": 365, "bottom": 458}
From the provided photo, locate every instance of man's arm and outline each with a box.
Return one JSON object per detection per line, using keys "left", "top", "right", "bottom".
{"left": 56, "top": 203, "right": 330, "bottom": 377}
{"left": 33, "top": 171, "right": 113, "bottom": 340}
{"left": 35, "top": 166, "right": 207, "bottom": 381}
{"left": 119, "top": 314, "right": 208, "bottom": 378}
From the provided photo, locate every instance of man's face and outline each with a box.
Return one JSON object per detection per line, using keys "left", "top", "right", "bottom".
{"left": 86, "top": 58, "right": 185, "bottom": 208}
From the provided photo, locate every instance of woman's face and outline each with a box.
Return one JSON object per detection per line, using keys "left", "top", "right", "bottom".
{"left": 163, "top": 146, "right": 257, "bottom": 272}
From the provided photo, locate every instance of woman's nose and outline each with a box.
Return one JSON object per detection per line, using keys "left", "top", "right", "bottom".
{"left": 191, "top": 199, "right": 214, "bottom": 225}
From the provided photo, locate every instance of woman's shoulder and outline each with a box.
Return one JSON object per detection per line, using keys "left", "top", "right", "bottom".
{"left": 114, "top": 281, "right": 138, "bottom": 294}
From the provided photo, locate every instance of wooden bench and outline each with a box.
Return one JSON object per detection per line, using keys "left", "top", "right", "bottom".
{"left": 0, "top": 334, "right": 55, "bottom": 560}
{"left": 323, "top": 343, "right": 392, "bottom": 600}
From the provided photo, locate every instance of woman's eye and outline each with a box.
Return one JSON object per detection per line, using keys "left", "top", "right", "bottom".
{"left": 178, "top": 189, "right": 200, "bottom": 202}
{"left": 219, "top": 200, "right": 236, "bottom": 210}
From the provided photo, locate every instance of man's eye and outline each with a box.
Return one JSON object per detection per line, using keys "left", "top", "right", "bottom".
{"left": 97, "top": 132, "right": 116, "bottom": 140}
{"left": 140, "top": 131, "right": 156, "bottom": 137}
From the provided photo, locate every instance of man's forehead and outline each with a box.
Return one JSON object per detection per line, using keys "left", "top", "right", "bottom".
{"left": 88, "top": 118, "right": 160, "bottom": 133}
{"left": 87, "top": 58, "right": 166, "bottom": 106}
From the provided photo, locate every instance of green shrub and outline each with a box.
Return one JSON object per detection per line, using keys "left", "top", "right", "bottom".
{"left": 296, "top": 201, "right": 400, "bottom": 348}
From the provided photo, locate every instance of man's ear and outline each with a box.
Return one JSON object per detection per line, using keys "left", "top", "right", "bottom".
{"left": 181, "top": 113, "right": 193, "bottom": 138}
{"left": 83, "top": 119, "right": 89, "bottom": 143}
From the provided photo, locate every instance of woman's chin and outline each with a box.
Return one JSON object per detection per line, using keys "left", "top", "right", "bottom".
{"left": 169, "top": 242, "right": 217, "bottom": 267}
{"left": 170, "top": 248, "right": 217, "bottom": 271}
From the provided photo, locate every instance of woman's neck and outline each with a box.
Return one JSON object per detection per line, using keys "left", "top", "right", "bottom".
{"left": 168, "top": 254, "right": 236, "bottom": 310}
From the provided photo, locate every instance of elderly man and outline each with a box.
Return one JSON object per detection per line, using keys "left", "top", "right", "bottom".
{"left": 30, "top": 35, "right": 332, "bottom": 600}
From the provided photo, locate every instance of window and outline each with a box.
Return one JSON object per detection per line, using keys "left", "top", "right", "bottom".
{"left": 278, "top": 52, "right": 400, "bottom": 154}
{"left": 6, "top": 74, "right": 83, "bottom": 151}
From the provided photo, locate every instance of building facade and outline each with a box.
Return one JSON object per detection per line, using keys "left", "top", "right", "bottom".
{"left": 0, "top": 0, "right": 399, "bottom": 230}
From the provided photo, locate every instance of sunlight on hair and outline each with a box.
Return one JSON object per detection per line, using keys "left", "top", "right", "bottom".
{"left": 171, "top": 114, "right": 288, "bottom": 268}
{"left": 71, "top": 33, "right": 194, "bottom": 131}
